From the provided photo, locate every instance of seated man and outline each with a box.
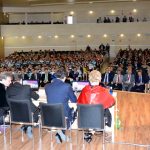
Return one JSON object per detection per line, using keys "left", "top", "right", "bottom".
{"left": 0, "top": 72, "right": 12, "bottom": 109}
{"left": 112, "top": 70, "right": 123, "bottom": 90}
{"left": 122, "top": 68, "right": 135, "bottom": 91}
{"left": 6, "top": 74, "right": 39, "bottom": 139}
{"left": 78, "top": 70, "right": 115, "bottom": 143}
{"left": 101, "top": 67, "right": 114, "bottom": 87}
{"left": 131, "top": 70, "right": 149, "bottom": 93}
{"left": 45, "top": 68, "right": 77, "bottom": 143}
{"left": 0, "top": 72, "right": 12, "bottom": 125}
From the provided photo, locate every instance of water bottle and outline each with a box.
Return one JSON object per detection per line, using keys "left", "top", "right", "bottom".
{"left": 115, "top": 115, "right": 121, "bottom": 130}
{"left": 109, "top": 86, "right": 113, "bottom": 95}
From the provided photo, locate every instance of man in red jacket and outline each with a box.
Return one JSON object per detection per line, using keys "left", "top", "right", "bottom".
{"left": 77, "top": 70, "right": 115, "bottom": 142}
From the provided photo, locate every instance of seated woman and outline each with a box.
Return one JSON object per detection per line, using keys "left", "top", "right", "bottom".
{"left": 77, "top": 70, "right": 115, "bottom": 142}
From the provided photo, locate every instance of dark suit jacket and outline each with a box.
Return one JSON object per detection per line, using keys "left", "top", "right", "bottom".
{"left": 0, "top": 83, "right": 9, "bottom": 108}
{"left": 45, "top": 79, "right": 77, "bottom": 118}
{"left": 6, "top": 82, "right": 39, "bottom": 112}
{"left": 30, "top": 73, "right": 41, "bottom": 81}
{"left": 40, "top": 73, "right": 51, "bottom": 83}
{"left": 101, "top": 72, "right": 114, "bottom": 84}
{"left": 23, "top": 73, "right": 30, "bottom": 80}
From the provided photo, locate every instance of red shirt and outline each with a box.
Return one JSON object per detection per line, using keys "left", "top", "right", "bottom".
{"left": 77, "top": 85, "right": 115, "bottom": 109}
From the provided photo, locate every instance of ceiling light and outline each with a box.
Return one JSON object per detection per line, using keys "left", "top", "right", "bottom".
{"left": 70, "top": 11, "right": 74, "bottom": 15}
{"left": 70, "top": 35, "right": 75, "bottom": 38}
{"left": 132, "top": 9, "right": 137, "bottom": 13}
{"left": 38, "top": 35, "right": 42, "bottom": 39}
{"left": 137, "top": 33, "right": 141, "bottom": 37}
{"left": 89, "top": 11, "right": 93, "bottom": 14}
{"left": 110, "top": 10, "right": 115, "bottom": 14}
{"left": 120, "top": 34, "right": 124, "bottom": 37}
{"left": 22, "top": 36, "right": 26, "bottom": 39}
{"left": 89, "top": 1, "right": 93, "bottom": 4}
{"left": 87, "top": 34, "right": 91, "bottom": 38}
{"left": 103, "top": 34, "right": 108, "bottom": 38}
{"left": 1, "top": 36, "right": 4, "bottom": 40}
{"left": 54, "top": 35, "right": 58, "bottom": 39}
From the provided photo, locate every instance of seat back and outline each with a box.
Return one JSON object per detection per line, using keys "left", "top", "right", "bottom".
{"left": 40, "top": 103, "right": 65, "bottom": 128}
{"left": 77, "top": 104, "right": 104, "bottom": 130}
{"left": 9, "top": 99, "right": 32, "bottom": 123}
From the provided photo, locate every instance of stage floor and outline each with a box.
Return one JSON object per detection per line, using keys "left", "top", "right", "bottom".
{"left": 0, "top": 91, "right": 149, "bottom": 150}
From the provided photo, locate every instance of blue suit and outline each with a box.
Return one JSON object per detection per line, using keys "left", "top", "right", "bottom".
{"left": 45, "top": 78, "right": 77, "bottom": 128}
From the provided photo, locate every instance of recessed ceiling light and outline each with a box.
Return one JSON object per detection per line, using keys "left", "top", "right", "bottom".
{"left": 89, "top": 11, "right": 93, "bottom": 14}
{"left": 70, "top": 35, "right": 75, "bottom": 38}
{"left": 87, "top": 34, "right": 91, "bottom": 38}
{"left": 110, "top": 10, "right": 115, "bottom": 14}
{"left": 22, "top": 36, "right": 25, "bottom": 39}
{"left": 137, "top": 33, "right": 141, "bottom": 37}
{"left": 120, "top": 34, "right": 124, "bottom": 37}
{"left": 54, "top": 35, "right": 58, "bottom": 38}
{"left": 132, "top": 9, "right": 137, "bottom": 13}
{"left": 70, "top": 11, "right": 74, "bottom": 15}
{"left": 103, "top": 34, "right": 108, "bottom": 38}
{"left": 38, "top": 35, "right": 42, "bottom": 39}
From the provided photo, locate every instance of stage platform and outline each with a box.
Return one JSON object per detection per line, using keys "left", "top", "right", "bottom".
{"left": 0, "top": 90, "right": 149, "bottom": 150}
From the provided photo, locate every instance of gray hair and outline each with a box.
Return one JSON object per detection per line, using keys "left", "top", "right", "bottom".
{"left": 0, "top": 72, "right": 12, "bottom": 81}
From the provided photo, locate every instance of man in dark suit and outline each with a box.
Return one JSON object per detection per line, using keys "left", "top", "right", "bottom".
{"left": 101, "top": 67, "right": 114, "bottom": 87}
{"left": 0, "top": 72, "right": 12, "bottom": 112}
{"left": 6, "top": 74, "right": 39, "bottom": 139}
{"left": 30, "top": 68, "right": 41, "bottom": 86}
{"left": 45, "top": 69, "right": 77, "bottom": 143}
{"left": 131, "top": 70, "right": 149, "bottom": 93}
{"left": 40, "top": 68, "right": 51, "bottom": 87}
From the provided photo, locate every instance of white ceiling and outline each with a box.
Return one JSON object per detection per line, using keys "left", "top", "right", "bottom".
{"left": 2, "top": 0, "right": 149, "bottom": 7}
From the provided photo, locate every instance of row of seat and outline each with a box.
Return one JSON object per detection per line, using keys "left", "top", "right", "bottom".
{"left": 3, "top": 100, "right": 106, "bottom": 150}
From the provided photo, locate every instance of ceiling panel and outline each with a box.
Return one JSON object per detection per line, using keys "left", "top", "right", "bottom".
{"left": 2, "top": 0, "right": 149, "bottom": 7}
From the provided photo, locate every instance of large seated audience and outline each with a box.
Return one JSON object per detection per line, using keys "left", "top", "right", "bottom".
{"left": 0, "top": 48, "right": 149, "bottom": 93}
{"left": 104, "top": 48, "right": 150, "bottom": 92}
{"left": 0, "top": 49, "right": 104, "bottom": 87}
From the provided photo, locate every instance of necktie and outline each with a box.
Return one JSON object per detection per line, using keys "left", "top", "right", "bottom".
{"left": 35, "top": 74, "right": 37, "bottom": 80}
{"left": 128, "top": 74, "right": 130, "bottom": 82}
{"left": 140, "top": 76, "right": 142, "bottom": 83}
{"left": 118, "top": 75, "right": 120, "bottom": 83}
{"left": 107, "top": 73, "right": 109, "bottom": 83}
{"left": 45, "top": 73, "right": 48, "bottom": 82}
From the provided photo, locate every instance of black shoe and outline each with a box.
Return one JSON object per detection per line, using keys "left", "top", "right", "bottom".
{"left": 84, "top": 133, "right": 93, "bottom": 143}
{"left": 55, "top": 133, "right": 62, "bottom": 143}
{"left": 84, "top": 133, "right": 92, "bottom": 138}
{"left": 84, "top": 137, "right": 92, "bottom": 143}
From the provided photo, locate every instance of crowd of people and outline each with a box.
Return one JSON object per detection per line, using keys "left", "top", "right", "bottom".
{"left": 0, "top": 50, "right": 104, "bottom": 87}
{"left": 0, "top": 48, "right": 149, "bottom": 93}
{"left": 97, "top": 16, "right": 148, "bottom": 23}
{"left": 0, "top": 47, "right": 150, "bottom": 144}
{"left": 5, "top": 21, "right": 64, "bottom": 25}
{"left": 101, "top": 48, "right": 150, "bottom": 93}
